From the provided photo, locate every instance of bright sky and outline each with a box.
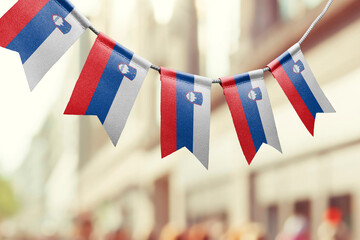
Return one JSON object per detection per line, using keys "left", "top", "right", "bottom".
{"left": 0, "top": 50, "right": 63, "bottom": 174}
{"left": 0, "top": 0, "right": 106, "bottom": 174}
{"left": 0, "top": 1, "right": 71, "bottom": 174}
{"left": 150, "top": 0, "right": 177, "bottom": 24}
{"left": 198, "top": 0, "right": 240, "bottom": 77}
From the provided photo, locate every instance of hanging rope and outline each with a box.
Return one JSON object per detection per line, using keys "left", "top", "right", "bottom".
{"left": 88, "top": 0, "right": 334, "bottom": 83}
{"left": 263, "top": 0, "right": 333, "bottom": 73}
{"left": 299, "top": 0, "right": 334, "bottom": 45}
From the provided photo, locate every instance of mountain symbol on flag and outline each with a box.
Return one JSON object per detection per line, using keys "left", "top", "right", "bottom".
{"left": 118, "top": 64, "right": 137, "bottom": 81}
{"left": 52, "top": 15, "right": 72, "bottom": 34}
{"left": 186, "top": 91, "right": 203, "bottom": 106}
{"left": 293, "top": 60, "right": 305, "bottom": 74}
{"left": 248, "top": 87, "right": 263, "bottom": 101}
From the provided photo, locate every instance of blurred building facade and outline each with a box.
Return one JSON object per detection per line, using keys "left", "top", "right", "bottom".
{"left": 2, "top": 0, "right": 360, "bottom": 239}
{"left": 236, "top": 0, "right": 360, "bottom": 239}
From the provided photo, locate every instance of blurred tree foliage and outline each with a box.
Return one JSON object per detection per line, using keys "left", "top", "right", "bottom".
{"left": 0, "top": 177, "right": 18, "bottom": 219}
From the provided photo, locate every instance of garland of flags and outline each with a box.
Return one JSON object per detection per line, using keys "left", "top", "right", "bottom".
{"left": 0, "top": 0, "right": 336, "bottom": 168}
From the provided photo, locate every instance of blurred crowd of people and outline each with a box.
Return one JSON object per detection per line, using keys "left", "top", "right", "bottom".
{"left": 155, "top": 222, "right": 265, "bottom": 240}
{"left": 276, "top": 208, "right": 350, "bottom": 240}
{"left": 0, "top": 208, "right": 351, "bottom": 240}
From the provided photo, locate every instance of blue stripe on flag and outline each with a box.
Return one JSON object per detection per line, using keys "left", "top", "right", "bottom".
{"left": 55, "top": 0, "right": 75, "bottom": 13}
{"left": 6, "top": 0, "right": 74, "bottom": 63}
{"left": 113, "top": 43, "right": 134, "bottom": 61}
{"left": 86, "top": 45, "right": 134, "bottom": 123}
{"left": 235, "top": 73, "right": 267, "bottom": 151}
{"left": 279, "top": 52, "right": 324, "bottom": 118}
{"left": 176, "top": 72, "right": 194, "bottom": 152}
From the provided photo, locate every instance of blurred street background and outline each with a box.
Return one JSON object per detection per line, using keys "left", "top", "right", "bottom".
{"left": 0, "top": 0, "right": 360, "bottom": 239}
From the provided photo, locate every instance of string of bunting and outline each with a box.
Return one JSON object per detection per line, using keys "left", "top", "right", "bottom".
{"left": 0, "top": 0, "right": 336, "bottom": 169}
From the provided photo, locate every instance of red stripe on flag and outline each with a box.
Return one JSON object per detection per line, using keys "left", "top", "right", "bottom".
{"left": 268, "top": 59, "right": 316, "bottom": 135}
{"left": 161, "top": 67, "right": 177, "bottom": 158}
{"left": 0, "top": 0, "right": 50, "bottom": 47}
{"left": 64, "top": 33, "right": 115, "bottom": 115}
{"left": 221, "top": 76, "right": 257, "bottom": 164}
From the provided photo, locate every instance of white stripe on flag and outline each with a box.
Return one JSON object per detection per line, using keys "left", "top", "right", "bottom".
{"left": 103, "top": 54, "right": 151, "bottom": 146}
{"left": 249, "top": 70, "right": 282, "bottom": 152}
{"left": 192, "top": 76, "right": 212, "bottom": 169}
{"left": 23, "top": 8, "right": 90, "bottom": 90}
{"left": 289, "top": 43, "right": 335, "bottom": 113}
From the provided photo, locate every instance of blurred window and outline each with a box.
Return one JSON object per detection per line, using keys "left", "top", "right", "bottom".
{"left": 252, "top": 0, "right": 325, "bottom": 39}
{"left": 294, "top": 200, "right": 311, "bottom": 235}
{"left": 294, "top": 200, "right": 311, "bottom": 221}
{"left": 154, "top": 176, "right": 170, "bottom": 237}
{"left": 267, "top": 205, "right": 278, "bottom": 240}
{"left": 329, "top": 194, "right": 352, "bottom": 229}
{"left": 252, "top": 0, "right": 280, "bottom": 38}
{"left": 277, "top": 0, "right": 324, "bottom": 21}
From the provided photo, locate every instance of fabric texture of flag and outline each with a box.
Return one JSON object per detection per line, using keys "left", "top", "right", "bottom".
{"left": 161, "top": 67, "right": 212, "bottom": 169}
{"left": 268, "top": 43, "right": 335, "bottom": 135}
{"left": 65, "top": 32, "right": 152, "bottom": 146}
{"left": 221, "top": 70, "right": 282, "bottom": 164}
{"left": 0, "top": 0, "right": 90, "bottom": 90}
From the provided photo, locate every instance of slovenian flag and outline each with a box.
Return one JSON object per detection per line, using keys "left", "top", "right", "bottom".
{"left": 221, "top": 70, "right": 282, "bottom": 164}
{"left": 161, "top": 68, "right": 212, "bottom": 169}
{"left": 268, "top": 43, "right": 335, "bottom": 135}
{"left": 0, "top": 0, "right": 90, "bottom": 90}
{"left": 65, "top": 33, "right": 152, "bottom": 145}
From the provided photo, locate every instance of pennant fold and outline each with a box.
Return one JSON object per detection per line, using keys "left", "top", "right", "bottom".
{"left": 0, "top": 0, "right": 90, "bottom": 90}
{"left": 65, "top": 33, "right": 152, "bottom": 145}
{"left": 268, "top": 43, "right": 335, "bottom": 135}
{"left": 220, "top": 70, "right": 282, "bottom": 164}
{"left": 161, "top": 68, "right": 212, "bottom": 169}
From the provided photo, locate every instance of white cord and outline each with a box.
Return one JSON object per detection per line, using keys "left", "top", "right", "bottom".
{"left": 262, "top": 0, "right": 334, "bottom": 73}
{"left": 298, "top": 0, "right": 334, "bottom": 45}
{"left": 88, "top": 0, "right": 335, "bottom": 81}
